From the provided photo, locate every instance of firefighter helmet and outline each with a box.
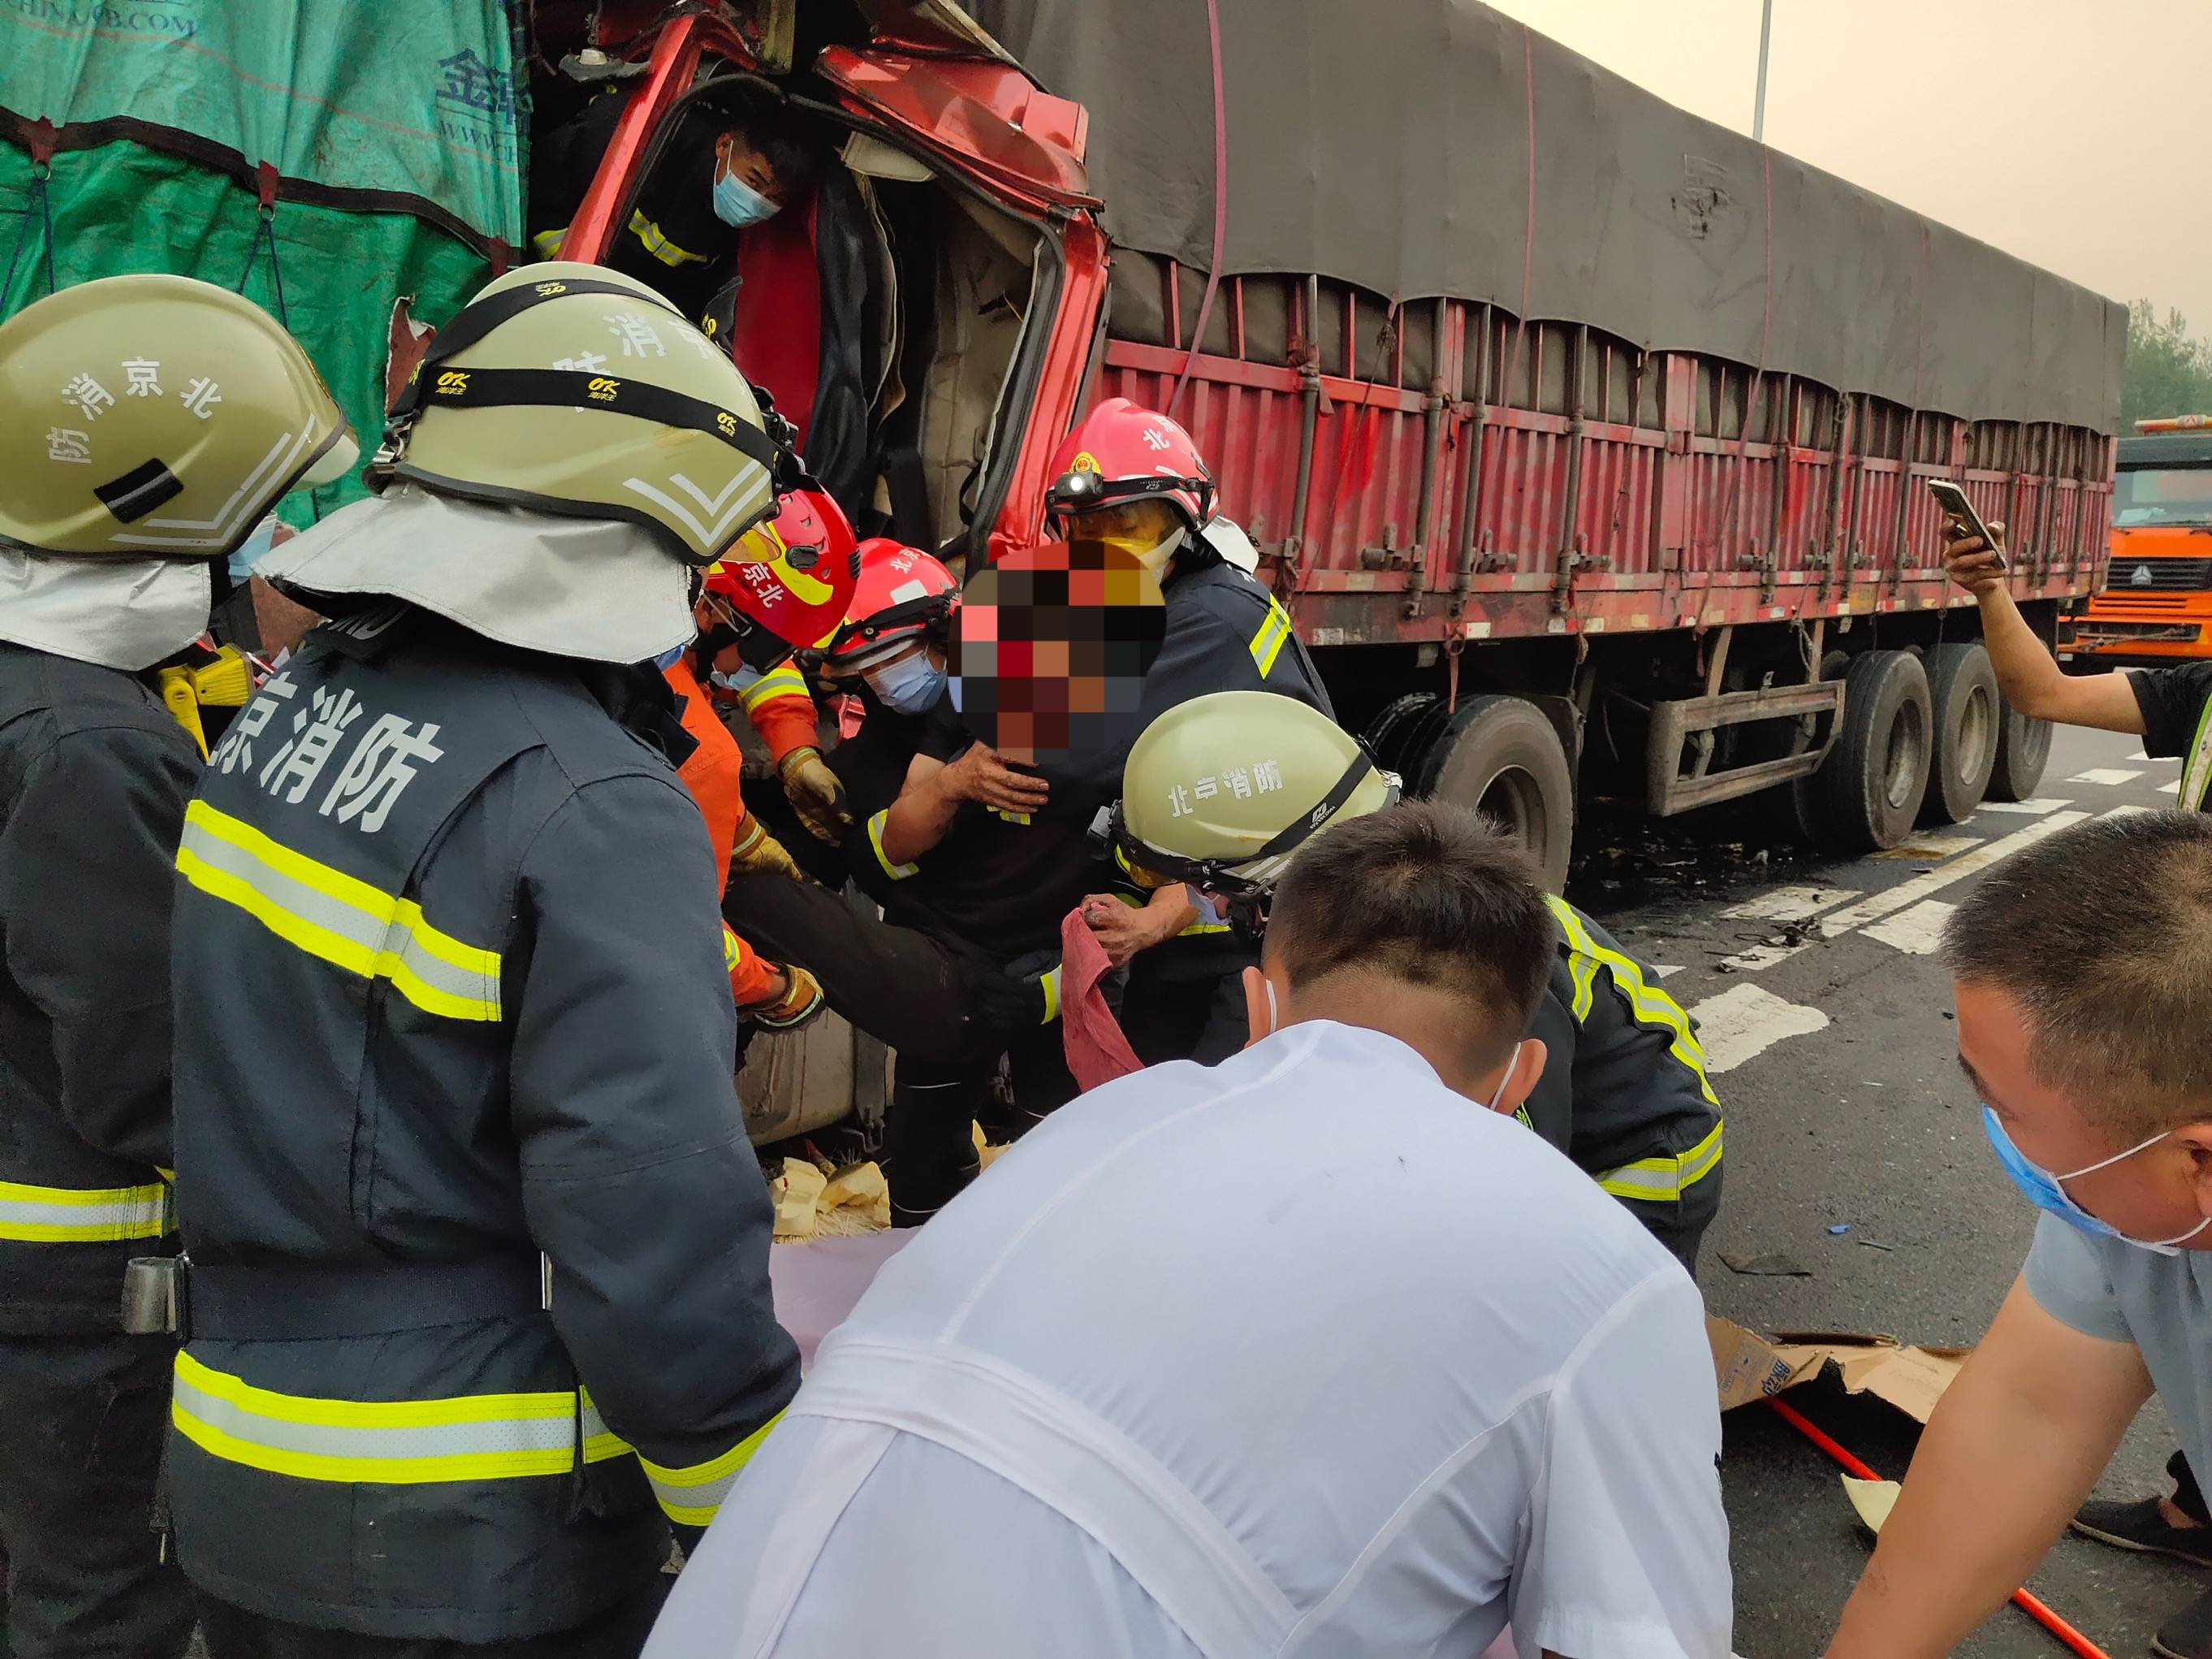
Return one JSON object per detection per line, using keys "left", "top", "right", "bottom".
{"left": 384, "top": 261, "right": 777, "bottom": 567}
{"left": 824, "top": 538, "right": 959, "bottom": 674}
{"left": 702, "top": 485, "right": 858, "bottom": 671}
{"left": 1111, "top": 691, "right": 1399, "bottom": 896}
{"left": 1043, "top": 397, "right": 1215, "bottom": 576}
{"left": 0, "top": 274, "right": 355, "bottom": 559}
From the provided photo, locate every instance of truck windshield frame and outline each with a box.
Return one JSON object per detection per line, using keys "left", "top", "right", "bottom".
{"left": 2114, "top": 463, "right": 2212, "bottom": 529}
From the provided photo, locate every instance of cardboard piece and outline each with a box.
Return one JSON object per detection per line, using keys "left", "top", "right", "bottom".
{"left": 1842, "top": 1475, "right": 1901, "bottom": 1534}
{"left": 1707, "top": 1316, "right": 1969, "bottom": 1424}
{"left": 771, "top": 1157, "right": 827, "bottom": 1240}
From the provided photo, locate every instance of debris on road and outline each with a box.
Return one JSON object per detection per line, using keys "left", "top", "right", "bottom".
{"left": 1720, "top": 1251, "right": 1813, "bottom": 1277}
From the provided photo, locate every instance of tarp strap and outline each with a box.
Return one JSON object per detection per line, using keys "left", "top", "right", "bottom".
{"left": 3, "top": 162, "right": 56, "bottom": 309}
{"left": 1166, "top": 0, "right": 1227, "bottom": 421}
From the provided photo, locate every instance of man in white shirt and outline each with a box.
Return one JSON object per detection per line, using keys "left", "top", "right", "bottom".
{"left": 648, "top": 801, "right": 1733, "bottom": 1659}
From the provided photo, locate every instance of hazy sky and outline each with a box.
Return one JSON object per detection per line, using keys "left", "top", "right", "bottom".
{"left": 1484, "top": 0, "right": 2206, "bottom": 331}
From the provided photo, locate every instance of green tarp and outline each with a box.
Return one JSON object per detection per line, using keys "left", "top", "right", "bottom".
{"left": 0, "top": 0, "right": 525, "bottom": 247}
{"left": 0, "top": 0, "right": 530, "bottom": 520}
{"left": 0, "top": 140, "right": 490, "bottom": 519}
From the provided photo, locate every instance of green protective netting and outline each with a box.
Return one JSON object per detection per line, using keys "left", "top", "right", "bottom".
{"left": 0, "top": 0, "right": 524, "bottom": 247}
{"left": 0, "top": 138, "right": 490, "bottom": 523}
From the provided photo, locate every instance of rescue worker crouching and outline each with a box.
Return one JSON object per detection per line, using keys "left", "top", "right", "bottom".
{"left": 1110, "top": 691, "right": 1725, "bottom": 1271}
{"left": 0, "top": 274, "right": 356, "bottom": 1659}
{"left": 166, "top": 262, "right": 800, "bottom": 1655}
{"left": 1042, "top": 400, "right": 1333, "bottom": 1065}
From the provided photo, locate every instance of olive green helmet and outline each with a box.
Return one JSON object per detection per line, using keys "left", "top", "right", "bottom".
{"left": 0, "top": 274, "right": 355, "bottom": 559}
{"left": 382, "top": 261, "right": 778, "bottom": 566}
{"left": 1110, "top": 690, "right": 1401, "bottom": 896}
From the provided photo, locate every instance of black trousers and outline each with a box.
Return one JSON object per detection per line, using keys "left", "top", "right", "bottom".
{"left": 726, "top": 872, "right": 1077, "bottom": 1220}
{"left": 1120, "top": 951, "right": 1251, "bottom": 1069}
{"left": 194, "top": 1577, "right": 667, "bottom": 1659}
{"left": 0, "top": 1330, "right": 192, "bottom": 1659}
{"left": 2175, "top": 1448, "right": 2209, "bottom": 1526}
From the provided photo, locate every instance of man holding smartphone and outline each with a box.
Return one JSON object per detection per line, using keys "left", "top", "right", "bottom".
{"left": 1946, "top": 516, "right": 2212, "bottom": 805}
{"left": 1943, "top": 516, "right": 2212, "bottom": 1657}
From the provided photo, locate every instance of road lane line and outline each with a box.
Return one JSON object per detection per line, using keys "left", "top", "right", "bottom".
{"left": 1688, "top": 983, "right": 1830, "bottom": 1074}
{"left": 2100, "top": 803, "right": 2151, "bottom": 818}
{"left": 1819, "top": 810, "right": 2090, "bottom": 937}
{"left": 2067, "top": 767, "right": 2143, "bottom": 785}
{"left": 1977, "top": 797, "right": 2072, "bottom": 815}
{"left": 1862, "top": 898, "right": 1955, "bottom": 957}
{"left": 1870, "top": 832, "right": 1981, "bottom": 861}
{"left": 1719, "top": 885, "right": 1860, "bottom": 922}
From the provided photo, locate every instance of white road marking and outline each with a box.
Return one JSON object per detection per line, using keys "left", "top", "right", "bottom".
{"left": 1869, "top": 832, "right": 1981, "bottom": 861}
{"left": 1862, "top": 898, "right": 1955, "bottom": 956}
{"left": 1653, "top": 964, "right": 1686, "bottom": 979}
{"left": 1977, "top": 797, "right": 2072, "bottom": 815}
{"left": 2101, "top": 803, "right": 2151, "bottom": 818}
{"left": 1719, "top": 885, "right": 1860, "bottom": 922}
{"left": 2067, "top": 767, "right": 2143, "bottom": 786}
{"left": 1820, "top": 810, "right": 2090, "bottom": 937}
{"left": 1689, "top": 983, "right": 1831, "bottom": 1074}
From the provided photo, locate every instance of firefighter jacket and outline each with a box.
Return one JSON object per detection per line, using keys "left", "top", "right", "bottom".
{"left": 166, "top": 606, "right": 799, "bottom": 1643}
{"left": 1524, "top": 897, "right": 1724, "bottom": 1271}
{"left": 663, "top": 655, "right": 784, "bottom": 1007}
{"left": 0, "top": 642, "right": 197, "bottom": 1333}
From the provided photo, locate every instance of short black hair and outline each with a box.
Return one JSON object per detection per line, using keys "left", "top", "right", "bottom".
{"left": 1943, "top": 809, "right": 2212, "bottom": 1134}
{"left": 722, "top": 89, "right": 826, "bottom": 201}
{"left": 1264, "top": 801, "right": 1556, "bottom": 1067}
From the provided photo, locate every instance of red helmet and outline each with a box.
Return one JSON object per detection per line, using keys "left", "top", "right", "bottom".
{"left": 825, "top": 538, "right": 959, "bottom": 674}
{"left": 1043, "top": 399, "right": 1215, "bottom": 571}
{"left": 702, "top": 486, "right": 859, "bottom": 670}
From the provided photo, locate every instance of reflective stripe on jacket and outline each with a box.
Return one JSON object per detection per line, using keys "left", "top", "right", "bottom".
{"left": 168, "top": 606, "right": 797, "bottom": 1644}
{"left": 1523, "top": 896, "right": 1724, "bottom": 1270}
{"left": 0, "top": 642, "right": 195, "bottom": 1331}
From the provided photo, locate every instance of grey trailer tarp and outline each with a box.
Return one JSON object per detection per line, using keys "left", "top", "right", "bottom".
{"left": 966, "top": 0, "right": 2123, "bottom": 430}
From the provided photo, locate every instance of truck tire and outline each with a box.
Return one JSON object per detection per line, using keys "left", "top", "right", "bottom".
{"left": 1415, "top": 693, "right": 1574, "bottom": 891}
{"left": 1812, "top": 650, "right": 1932, "bottom": 852}
{"left": 1920, "top": 642, "right": 2000, "bottom": 824}
{"left": 1363, "top": 692, "right": 1440, "bottom": 778}
{"left": 1986, "top": 700, "right": 2054, "bottom": 802}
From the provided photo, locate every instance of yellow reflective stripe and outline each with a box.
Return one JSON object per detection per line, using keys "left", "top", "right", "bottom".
{"left": 722, "top": 923, "right": 744, "bottom": 975}
{"left": 0, "top": 1178, "right": 169, "bottom": 1242}
{"left": 740, "top": 660, "right": 810, "bottom": 713}
{"left": 530, "top": 227, "right": 567, "bottom": 259}
{"left": 2181, "top": 693, "right": 2212, "bottom": 812}
{"left": 1248, "top": 600, "right": 1291, "bottom": 676}
{"left": 637, "top": 1410, "right": 784, "bottom": 1526}
{"left": 1594, "top": 1120, "right": 1725, "bottom": 1204}
{"left": 171, "top": 1350, "right": 633, "bottom": 1485}
{"left": 990, "top": 809, "right": 1033, "bottom": 825}
{"left": 627, "top": 209, "right": 709, "bottom": 267}
{"left": 1545, "top": 896, "right": 1718, "bottom": 1108}
{"left": 1039, "top": 966, "right": 1061, "bottom": 1024}
{"left": 866, "top": 810, "right": 918, "bottom": 881}
{"left": 177, "top": 801, "right": 503, "bottom": 1022}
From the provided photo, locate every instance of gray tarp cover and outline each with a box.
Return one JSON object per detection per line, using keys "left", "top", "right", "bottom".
{"left": 966, "top": 0, "right": 2123, "bottom": 429}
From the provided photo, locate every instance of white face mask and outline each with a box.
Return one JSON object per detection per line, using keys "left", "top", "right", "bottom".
{"left": 1262, "top": 976, "right": 1278, "bottom": 1037}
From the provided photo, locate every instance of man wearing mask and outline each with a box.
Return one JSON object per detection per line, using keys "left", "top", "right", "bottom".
{"left": 646, "top": 803, "right": 1732, "bottom": 1659}
{"left": 1827, "top": 810, "right": 2212, "bottom": 1659}
{"left": 0, "top": 274, "right": 357, "bottom": 1659}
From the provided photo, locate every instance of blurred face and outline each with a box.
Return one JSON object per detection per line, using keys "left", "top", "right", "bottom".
{"left": 1061, "top": 499, "right": 1184, "bottom": 572}
{"left": 1955, "top": 978, "right": 2212, "bottom": 1248}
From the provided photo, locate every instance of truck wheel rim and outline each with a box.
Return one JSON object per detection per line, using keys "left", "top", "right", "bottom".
{"left": 1955, "top": 685, "right": 1996, "bottom": 784}
{"left": 1884, "top": 702, "right": 1928, "bottom": 810}
{"left": 1479, "top": 766, "right": 1545, "bottom": 856}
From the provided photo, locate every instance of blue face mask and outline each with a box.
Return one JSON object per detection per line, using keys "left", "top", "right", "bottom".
{"left": 227, "top": 516, "right": 279, "bottom": 585}
{"left": 713, "top": 164, "right": 780, "bottom": 230}
{"left": 864, "top": 650, "right": 946, "bottom": 715}
{"left": 1981, "top": 1105, "right": 2210, "bottom": 1255}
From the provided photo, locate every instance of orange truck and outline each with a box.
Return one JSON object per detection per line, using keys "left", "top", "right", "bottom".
{"left": 2066, "top": 418, "right": 2212, "bottom": 667}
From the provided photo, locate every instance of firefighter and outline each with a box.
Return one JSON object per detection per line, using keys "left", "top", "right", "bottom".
{"left": 166, "top": 262, "right": 800, "bottom": 1656}
{"left": 0, "top": 274, "right": 356, "bottom": 1659}
{"left": 529, "top": 88, "right": 822, "bottom": 317}
{"left": 1109, "top": 691, "right": 1725, "bottom": 1271}
{"left": 693, "top": 486, "right": 858, "bottom": 853}
{"left": 1042, "top": 399, "right": 1333, "bottom": 1065}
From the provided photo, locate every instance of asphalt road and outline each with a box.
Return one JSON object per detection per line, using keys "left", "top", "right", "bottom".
{"left": 1570, "top": 723, "right": 2195, "bottom": 1658}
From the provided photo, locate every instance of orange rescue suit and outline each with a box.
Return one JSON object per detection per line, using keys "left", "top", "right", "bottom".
{"left": 663, "top": 655, "right": 784, "bottom": 1007}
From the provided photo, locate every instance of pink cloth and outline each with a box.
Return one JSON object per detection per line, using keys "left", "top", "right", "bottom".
{"left": 767, "top": 1230, "right": 914, "bottom": 1369}
{"left": 1059, "top": 906, "right": 1145, "bottom": 1091}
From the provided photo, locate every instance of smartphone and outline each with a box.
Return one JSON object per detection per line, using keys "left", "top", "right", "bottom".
{"left": 1926, "top": 478, "right": 2007, "bottom": 569}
